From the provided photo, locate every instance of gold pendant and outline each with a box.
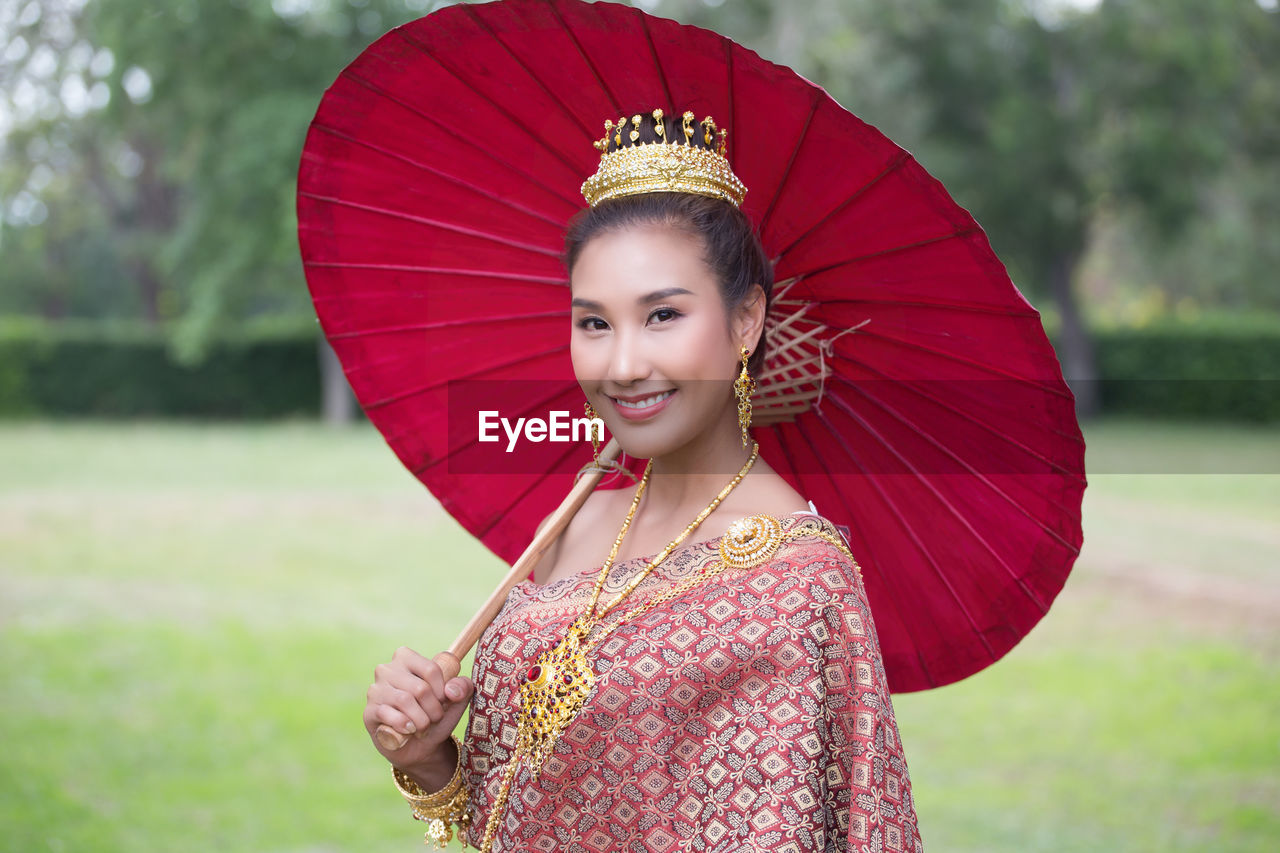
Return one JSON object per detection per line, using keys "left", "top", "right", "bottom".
{"left": 516, "top": 616, "right": 597, "bottom": 776}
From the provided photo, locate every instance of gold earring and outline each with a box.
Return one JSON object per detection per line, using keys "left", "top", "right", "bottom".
{"left": 733, "top": 345, "right": 756, "bottom": 448}
{"left": 584, "top": 401, "right": 602, "bottom": 463}
{"left": 576, "top": 401, "right": 639, "bottom": 485}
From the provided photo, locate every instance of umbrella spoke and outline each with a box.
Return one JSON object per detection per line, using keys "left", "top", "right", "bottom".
{"left": 757, "top": 91, "right": 821, "bottom": 239}
{"left": 308, "top": 122, "right": 568, "bottom": 229}
{"left": 813, "top": 297, "right": 1040, "bottom": 318}
{"left": 828, "top": 374, "right": 1067, "bottom": 607}
{"left": 792, "top": 410, "right": 943, "bottom": 688}
{"left": 305, "top": 261, "right": 564, "bottom": 286}
{"left": 459, "top": 4, "right": 597, "bottom": 140}
{"left": 369, "top": 342, "right": 571, "bottom": 412}
{"left": 396, "top": 28, "right": 587, "bottom": 181}
{"left": 326, "top": 310, "right": 566, "bottom": 342}
{"left": 545, "top": 0, "right": 622, "bottom": 110}
{"left": 775, "top": 151, "right": 911, "bottom": 258}
{"left": 819, "top": 392, "right": 1001, "bottom": 662}
{"left": 827, "top": 360, "right": 1085, "bottom": 486}
{"left": 786, "top": 226, "right": 980, "bottom": 282}
{"left": 298, "top": 192, "right": 561, "bottom": 257}
{"left": 341, "top": 67, "right": 582, "bottom": 212}
{"left": 826, "top": 327, "right": 1076, "bottom": 393}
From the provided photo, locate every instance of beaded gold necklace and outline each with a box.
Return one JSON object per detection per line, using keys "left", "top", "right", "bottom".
{"left": 477, "top": 441, "right": 760, "bottom": 851}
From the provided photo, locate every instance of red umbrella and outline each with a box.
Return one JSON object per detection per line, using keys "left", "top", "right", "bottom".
{"left": 297, "top": 0, "right": 1085, "bottom": 693}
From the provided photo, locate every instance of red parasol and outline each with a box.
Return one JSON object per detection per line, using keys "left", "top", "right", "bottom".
{"left": 297, "top": 0, "right": 1085, "bottom": 693}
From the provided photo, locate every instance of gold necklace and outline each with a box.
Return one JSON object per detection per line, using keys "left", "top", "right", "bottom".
{"left": 478, "top": 441, "right": 760, "bottom": 851}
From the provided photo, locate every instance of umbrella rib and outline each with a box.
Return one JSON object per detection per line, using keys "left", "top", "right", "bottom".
{"left": 428, "top": 442, "right": 576, "bottom": 542}
{"left": 826, "top": 376, "right": 1057, "bottom": 611}
{"left": 724, "top": 39, "right": 737, "bottom": 172}
{"left": 638, "top": 9, "right": 675, "bottom": 110}
{"left": 791, "top": 227, "right": 981, "bottom": 281}
{"left": 826, "top": 329, "right": 1076, "bottom": 394}
{"left": 792, "top": 411, "right": 941, "bottom": 688}
{"left": 364, "top": 342, "right": 573, "bottom": 408}
{"left": 460, "top": 3, "right": 595, "bottom": 139}
{"left": 479, "top": 443, "right": 585, "bottom": 542}
{"left": 311, "top": 286, "right": 567, "bottom": 301}
{"left": 299, "top": 191, "right": 561, "bottom": 257}
{"left": 775, "top": 150, "right": 912, "bottom": 259}
{"left": 307, "top": 123, "right": 567, "bottom": 229}
{"left": 816, "top": 395, "right": 1001, "bottom": 661}
{"left": 304, "top": 261, "right": 565, "bottom": 287}
{"left": 546, "top": 0, "right": 621, "bottom": 111}
{"left": 809, "top": 296, "right": 1041, "bottom": 319}
{"left": 326, "top": 310, "right": 567, "bottom": 342}
{"left": 340, "top": 67, "right": 581, "bottom": 211}
{"left": 830, "top": 359, "right": 1085, "bottom": 485}
{"left": 757, "top": 91, "right": 820, "bottom": 239}
{"left": 829, "top": 366, "right": 1080, "bottom": 545}
{"left": 395, "top": 28, "right": 587, "bottom": 181}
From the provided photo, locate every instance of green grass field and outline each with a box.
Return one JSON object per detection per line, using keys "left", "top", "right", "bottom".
{"left": 1, "top": 418, "right": 1276, "bottom": 852}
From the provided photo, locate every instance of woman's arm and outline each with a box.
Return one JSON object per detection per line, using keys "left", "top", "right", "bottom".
{"left": 806, "top": 539, "right": 925, "bottom": 851}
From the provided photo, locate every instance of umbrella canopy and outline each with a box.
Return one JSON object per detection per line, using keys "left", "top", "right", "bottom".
{"left": 297, "top": 0, "right": 1086, "bottom": 692}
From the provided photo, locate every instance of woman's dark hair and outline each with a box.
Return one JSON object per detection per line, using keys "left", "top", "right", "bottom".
{"left": 563, "top": 110, "right": 773, "bottom": 378}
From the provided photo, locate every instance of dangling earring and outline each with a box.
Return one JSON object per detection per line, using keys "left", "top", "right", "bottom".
{"left": 584, "top": 401, "right": 602, "bottom": 464}
{"left": 576, "top": 400, "right": 638, "bottom": 484}
{"left": 733, "top": 345, "right": 756, "bottom": 448}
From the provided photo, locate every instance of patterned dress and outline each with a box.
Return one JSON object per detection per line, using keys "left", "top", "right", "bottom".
{"left": 461, "top": 510, "right": 924, "bottom": 852}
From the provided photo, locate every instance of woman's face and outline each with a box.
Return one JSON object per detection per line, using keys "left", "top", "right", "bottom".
{"left": 569, "top": 222, "right": 750, "bottom": 461}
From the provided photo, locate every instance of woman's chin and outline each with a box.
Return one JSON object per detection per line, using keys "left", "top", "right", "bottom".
{"left": 610, "top": 430, "right": 680, "bottom": 464}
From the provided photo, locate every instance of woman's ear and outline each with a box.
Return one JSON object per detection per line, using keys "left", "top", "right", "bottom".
{"left": 734, "top": 284, "right": 767, "bottom": 355}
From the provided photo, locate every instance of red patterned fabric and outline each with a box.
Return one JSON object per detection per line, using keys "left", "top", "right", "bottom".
{"left": 462, "top": 511, "right": 924, "bottom": 852}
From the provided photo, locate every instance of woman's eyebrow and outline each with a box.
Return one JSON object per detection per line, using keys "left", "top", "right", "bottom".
{"left": 571, "top": 287, "right": 693, "bottom": 311}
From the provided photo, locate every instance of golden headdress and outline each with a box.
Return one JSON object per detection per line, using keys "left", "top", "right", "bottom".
{"left": 580, "top": 108, "right": 747, "bottom": 208}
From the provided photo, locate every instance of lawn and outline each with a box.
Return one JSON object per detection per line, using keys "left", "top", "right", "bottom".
{"left": 1, "top": 418, "right": 1276, "bottom": 852}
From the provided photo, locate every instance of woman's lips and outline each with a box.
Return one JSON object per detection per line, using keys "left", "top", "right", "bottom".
{"left": 609, "top": 389, "right": 676, "bottom": 421}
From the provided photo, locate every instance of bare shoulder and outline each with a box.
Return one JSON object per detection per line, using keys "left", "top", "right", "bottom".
{"left": 531, "top": 486, "right": 628, "bottom": 584}
{"left": 723, "top": 460, "right": 811, "bottom": 519}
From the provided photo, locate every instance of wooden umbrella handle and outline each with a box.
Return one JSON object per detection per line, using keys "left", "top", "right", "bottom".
{"left": 374, "top": 438, "right": 625, "bottom": 752}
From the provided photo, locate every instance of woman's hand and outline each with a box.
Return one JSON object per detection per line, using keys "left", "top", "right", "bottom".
{"left": 364, "top": 646, "right": 475, "bottom": 788}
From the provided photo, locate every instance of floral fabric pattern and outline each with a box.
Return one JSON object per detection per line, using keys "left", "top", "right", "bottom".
{"left": 462, "top": 512, "right": 924, "bottom": 852}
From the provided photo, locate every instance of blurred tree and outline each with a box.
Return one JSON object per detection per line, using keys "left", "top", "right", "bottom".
{"left": 80, "top": 0, "right": 446, "bottom": 361}
{"left": 653, "top": 0, "right": 1278, "bottom": 416}
{"left": 1, "top": 0, "right": 450, "bottom": 420}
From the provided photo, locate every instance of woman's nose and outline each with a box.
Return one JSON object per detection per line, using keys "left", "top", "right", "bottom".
{"left": 607, "top": 332, "right": 649, "bottom": 384}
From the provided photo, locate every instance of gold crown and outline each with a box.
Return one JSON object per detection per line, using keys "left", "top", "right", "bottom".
{"left": 581, "top": 109, "right": 747, "bottom": 208}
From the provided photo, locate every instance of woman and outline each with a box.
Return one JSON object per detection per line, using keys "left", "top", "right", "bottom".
{"left": 362, "top": 109, "right": 924, "bottom": 852}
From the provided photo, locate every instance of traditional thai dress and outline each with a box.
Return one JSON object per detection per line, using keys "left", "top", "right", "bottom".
{"left": 461, "top": 508, "right": 924, "bottom": 852}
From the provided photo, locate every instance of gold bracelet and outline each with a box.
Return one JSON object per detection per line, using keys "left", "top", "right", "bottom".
{"left": 392, "top": 736, "right": 472, "bottom": 848}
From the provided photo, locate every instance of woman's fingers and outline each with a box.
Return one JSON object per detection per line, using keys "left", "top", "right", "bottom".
{"left": 375, "top": 664, "right": 447, "bottom": 723}
{"left": 444, "top": 676, "right": 474, "bottom": 703}
{"left": 367, "top": 651, "right": 473, "bottom": 748}
{"left": 366, "top": 682, "right": 431, "bottom": 735}
{"left": 395, "top": 646, "right": 448, "bottom": 700}
{"left": 367, "top": 697, "right": 417, "bottom": 736}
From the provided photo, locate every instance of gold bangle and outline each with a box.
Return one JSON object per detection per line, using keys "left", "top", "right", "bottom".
{"left": 392, "top": 736, "right": 472, "bottom": 848}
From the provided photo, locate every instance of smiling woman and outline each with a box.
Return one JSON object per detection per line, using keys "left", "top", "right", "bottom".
{"left": 362, "top": 101, "right": 926, "bottom": 853}
{"left": 567, "top": 218, "right": 766, "bottom": 454}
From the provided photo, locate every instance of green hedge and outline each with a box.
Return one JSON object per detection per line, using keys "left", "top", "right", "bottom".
{"left": 1090, "top": 320, "right": 1280, "bottom": 422}
{"left": 1, "top": 316, "right": 1277, "bottom": 421}
{"left": 0, "top": 318, "right": 320, "bottom": 417}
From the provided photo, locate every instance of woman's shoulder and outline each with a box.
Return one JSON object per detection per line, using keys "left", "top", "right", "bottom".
{"left": 720, "top": 508, "right": 863, "bottom": 588}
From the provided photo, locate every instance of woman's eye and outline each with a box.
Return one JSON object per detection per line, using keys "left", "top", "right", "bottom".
{"left": 577, "top": 317, "right": 608, "bottom": 331}
{"left": 649, "top": 307, "right": 681, "bottom": 323}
